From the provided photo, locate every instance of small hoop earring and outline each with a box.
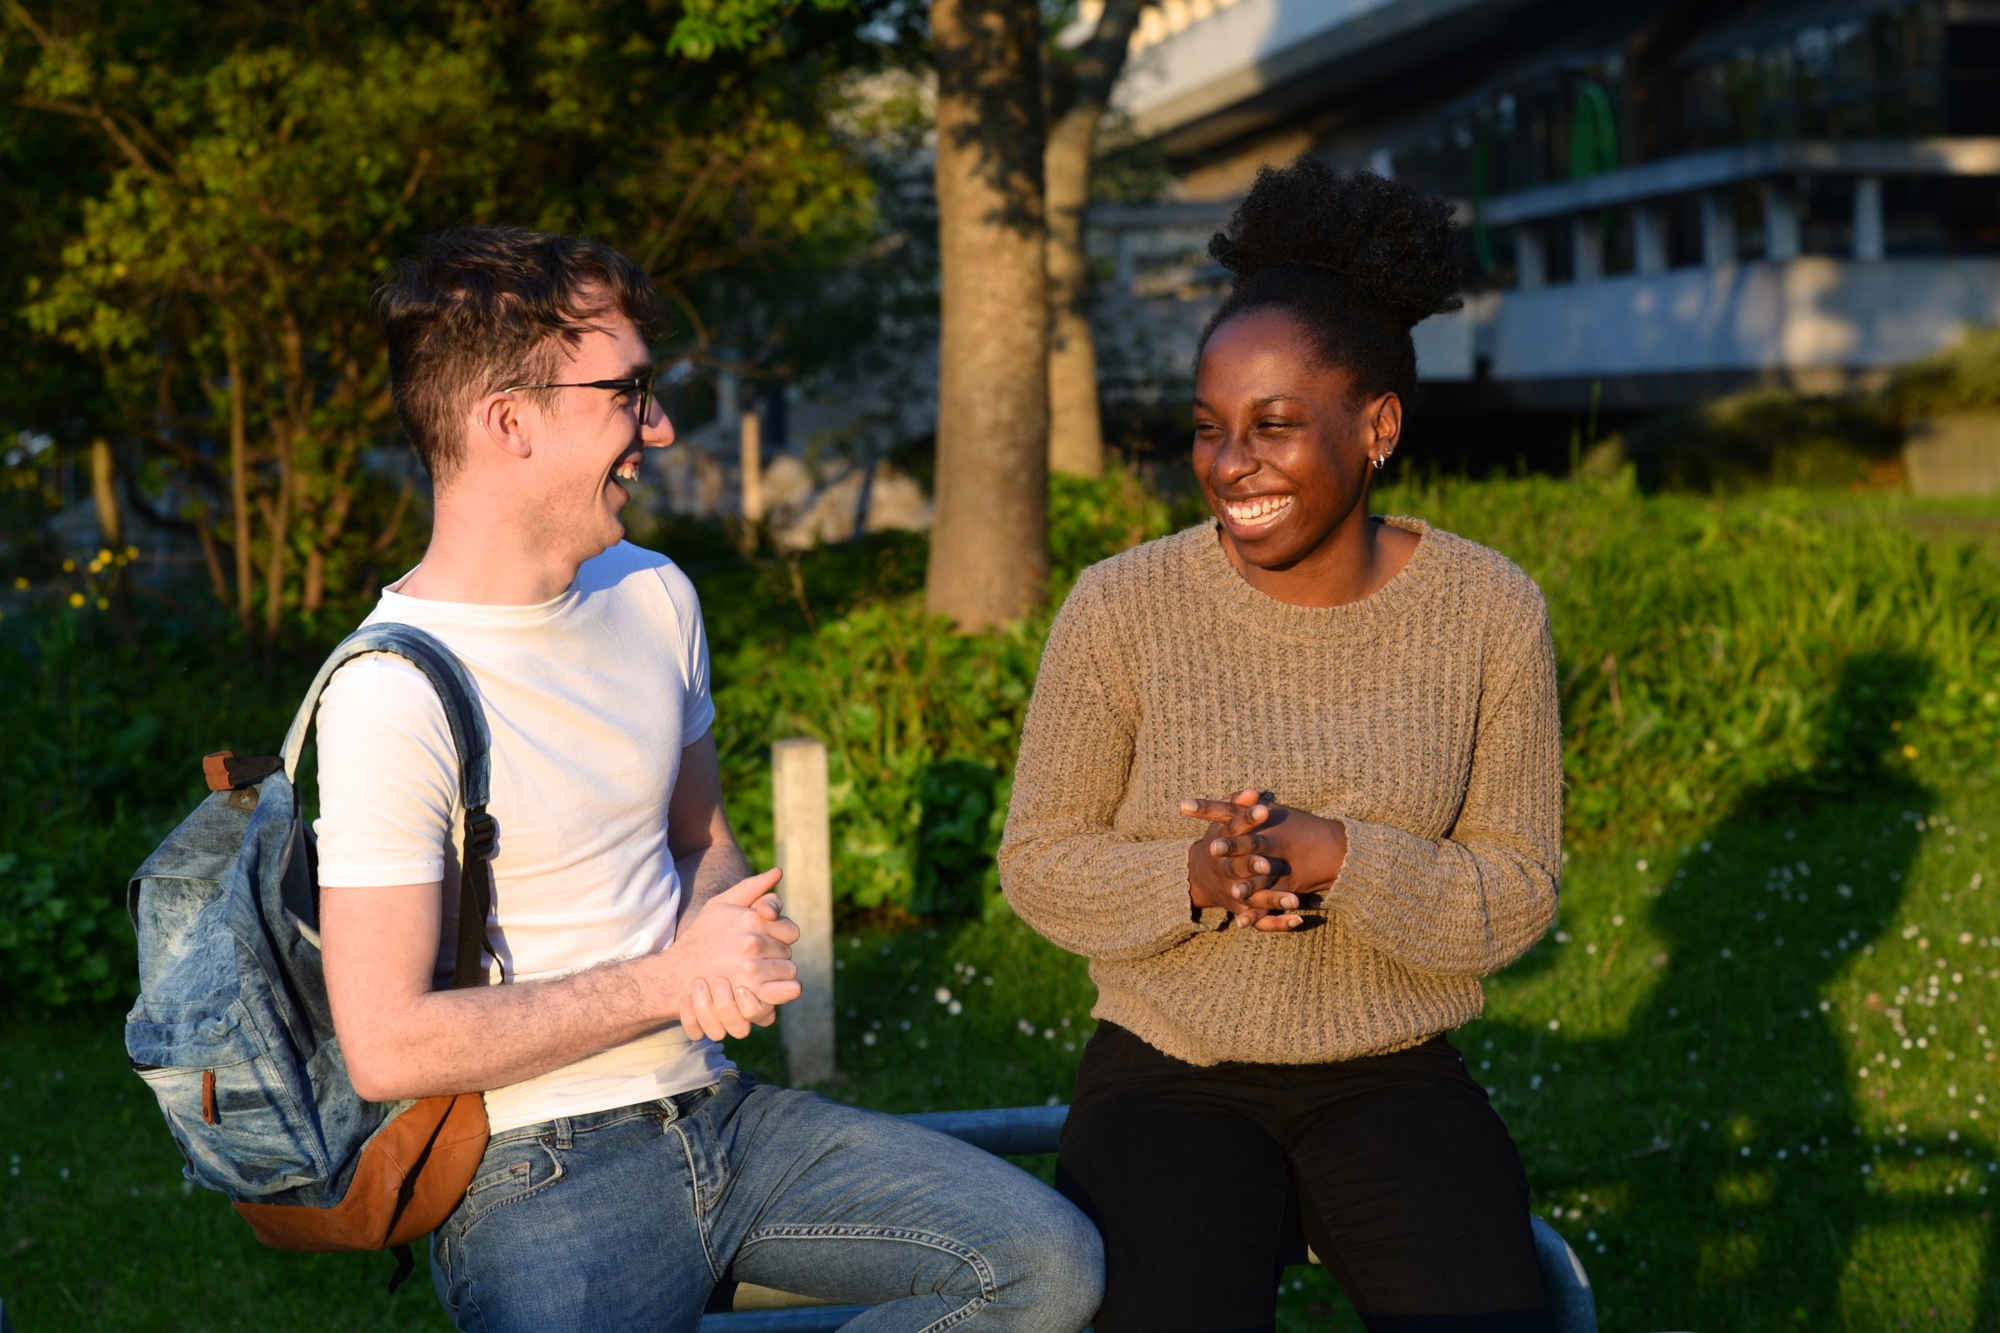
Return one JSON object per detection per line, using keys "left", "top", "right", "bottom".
{"left": 1372, "top": 453, "right": 1387, "bottom": 471}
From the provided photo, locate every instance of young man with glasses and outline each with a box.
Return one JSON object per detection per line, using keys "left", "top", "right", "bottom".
{"left": 312, "top": 226, "right": 1103, "bottom": 1332}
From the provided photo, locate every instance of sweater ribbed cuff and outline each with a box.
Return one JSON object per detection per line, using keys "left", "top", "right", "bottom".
{"left": 1127, "top": 858, "right": 1211, "bottom": 955}
{"left": 1321, "top": 814, "right": 1416, "bottom": 917}
{"left": 1099, "top": 837, "right": 1215, "bottom": 959}
{"left": 1003, "top": 835, "right": 1213, "bottom": 963}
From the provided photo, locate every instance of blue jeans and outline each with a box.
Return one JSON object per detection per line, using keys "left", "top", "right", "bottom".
{"left": 429, "top": 1072, "right": 1104, "bottom": 1332}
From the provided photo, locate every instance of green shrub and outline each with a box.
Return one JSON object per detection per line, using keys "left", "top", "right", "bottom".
{"left": 11, "top": 467, "right": 1999, "bottom": 1012}
{"left": 1589, "top": 390, "right": 1902, "bottom": 492}
{"left": 711, "top": 597, "right": 1041, "bottom": 915}
{"left": 1582, "top": 327, "right": 2000, "bottom": 495}
{"left": 701, "top": 467, "right": 1191, "bottom": 917}
{"left": 0, "top": 602, "right": 325, "bottom": 1011}
{"left": 1047, "top": 467, "right": 1197, "bottom": 589}
{"left": 1880, "top": 324, "right": 2000, "bottom": 419}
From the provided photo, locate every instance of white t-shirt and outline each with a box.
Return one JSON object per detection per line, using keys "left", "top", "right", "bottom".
{"left": 313, "top": 541, "right": 731, "bottom": 1132}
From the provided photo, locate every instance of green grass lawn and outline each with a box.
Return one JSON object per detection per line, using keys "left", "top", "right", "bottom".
{"left": 10, "top": 771, "right": 2000, "bottom": 1332}
{"left": 6, "top": 477, "right": 2000, "bottom": 1330}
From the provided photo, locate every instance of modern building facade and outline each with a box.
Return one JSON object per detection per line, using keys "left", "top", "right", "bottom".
{"left": 1088, "top": 0, "right": 2000, "bottom": 409}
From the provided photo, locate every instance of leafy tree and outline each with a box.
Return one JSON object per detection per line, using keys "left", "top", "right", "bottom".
{"left": 3, "top": 0, "right": 877, "bottom": 636}
{"left": 669, "top": 0, "right": 856, "bottom": 58}
{"left": 0, "top": 4, "right": 113, "bottom": 578}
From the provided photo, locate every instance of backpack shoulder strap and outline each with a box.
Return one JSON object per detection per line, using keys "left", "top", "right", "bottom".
{"left": 281, "top": 623, "right": 490, "bottom": 805}
{"left": 281, "top": 623, "right": 496, "bottom": 989}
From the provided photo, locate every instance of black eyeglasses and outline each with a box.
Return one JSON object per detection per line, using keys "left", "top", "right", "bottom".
{"left": 501, "top": 371, "right": 655, "bottom": 423}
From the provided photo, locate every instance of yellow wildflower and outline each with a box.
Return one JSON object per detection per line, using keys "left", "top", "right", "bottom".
{"left": 67, "top": 591, "right": 85, "bottom": 608}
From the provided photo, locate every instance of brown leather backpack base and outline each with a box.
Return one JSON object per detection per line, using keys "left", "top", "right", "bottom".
{"left": 234, "top": 1092, "right": 490, "bottom": 1251}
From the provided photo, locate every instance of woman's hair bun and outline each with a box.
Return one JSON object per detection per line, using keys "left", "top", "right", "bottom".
{"left": 1208, "top": 157, "right": 1462, "bottom": 328}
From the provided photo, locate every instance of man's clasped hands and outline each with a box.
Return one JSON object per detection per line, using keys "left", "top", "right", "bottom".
{"left": 1181, "top": 788, "right": 1351, "bottom": 931}
{"left": 671, "top": 868, "right": 803, "bottom": 1041}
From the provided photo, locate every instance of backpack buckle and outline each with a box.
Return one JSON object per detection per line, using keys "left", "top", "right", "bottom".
{"left": 464, "top": 810, "right": 498, "bottom": 862}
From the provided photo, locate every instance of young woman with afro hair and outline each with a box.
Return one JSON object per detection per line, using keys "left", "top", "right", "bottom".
{"left": 1000, "top": 157, "right": 1562, "bottom": 1332}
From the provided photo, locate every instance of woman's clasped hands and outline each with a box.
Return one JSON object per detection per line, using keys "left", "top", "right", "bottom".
{"left": 1179, "top": 787, "right": 1349, "bottom": 931}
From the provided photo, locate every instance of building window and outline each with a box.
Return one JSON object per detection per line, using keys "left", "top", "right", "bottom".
{"left": 1825, "top": 19, "right": 1876, "bottom": 136}
{"left": 1598, "top": 208, "right": 1636, "bottom": 277}
{"left": 1883, "top": 176, "right": 2000, "bottom": 256}
{"left": 1761, "top": 43, "right": 1802, "bottom": 138}
{"left": 1667, "top": 194, "right": 1706, "bottom": 268}
{"left": 1537, "top": 219, "right": 1574, "bottom": 285}
{"left": 1872, "top": 1, "right": 1945, "bottom": 134}
{"left": 1731, "top": 183, "right": 1767, "bottom": 263}
{"left": 1678, "top": 0, "right": 1945, "bottom": 144}
{"left": 1800, "top": 174, "right": 1856, "bottom": 257}
{"left": 1491, "top": 225, "right": 1519, "bottom": 287}
{"left": 1470, "top": 220, "right": 1515, "bottom": 290}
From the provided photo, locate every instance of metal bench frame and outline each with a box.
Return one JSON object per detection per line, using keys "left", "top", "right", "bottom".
{"left": 699, "top": 1105, "right": 1597, "bottom": 1332}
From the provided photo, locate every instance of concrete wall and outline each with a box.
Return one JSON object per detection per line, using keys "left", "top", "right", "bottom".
{"left": 1115, "top": 0, "right": 1505, "bottom": 146}
{"left": 1117, "top": 0, "right": 1362, "bottom": 133}
{"left": 1903, "top": 414, "right": 2000, "bottom": 497}
{"left": 1079, "top": 256, "right": 2000, "bottom": 411}
{"left": 745, "top": 253, "right": 2000, "bottom": 453}
{"left": 1482, "top": 258, "right": 2000, "bottom": 383}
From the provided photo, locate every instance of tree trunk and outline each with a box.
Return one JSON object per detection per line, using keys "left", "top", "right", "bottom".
{"left": 223, "top": 325, "right": 253, "bottom": 635}
{"left": 1044, "top": 115, "right": 1104, "bottom": 480}
{"left": 304, "top": 547, "right": 326, "bottom": 615}
{"left": 89, "top": 436, "right": 132, "bottom": 629}
{"left": 88, "top": 437, "right": 123, "bottom": 549}
{"left": 1044, "top": 0, "right": 1147, "bottom": 479}
{"left": 926, "top": 0, "right": 1050, "bottom": 629}
{"left": 262, "top": 427, "right": 294, "bottom": 641}
{"left": 195, "top": 520, "right": 228, "bottom": 605}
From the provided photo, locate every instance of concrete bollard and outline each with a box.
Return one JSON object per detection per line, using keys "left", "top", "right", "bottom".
{"left": 772, "top": 738, "right": 834, "bottom": 1085}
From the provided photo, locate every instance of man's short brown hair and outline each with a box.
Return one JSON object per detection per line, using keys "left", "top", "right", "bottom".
{"left": 375, "top": 227, "right": 662, "bottom": 482}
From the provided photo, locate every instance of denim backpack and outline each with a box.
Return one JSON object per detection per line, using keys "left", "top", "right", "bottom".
{"left": 126, "top": 622, "right": 496, "bottom": 1288}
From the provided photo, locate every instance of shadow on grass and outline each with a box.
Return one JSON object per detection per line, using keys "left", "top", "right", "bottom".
{"left": 1487, "top": 651, "right": 2000, "bottom": 1327}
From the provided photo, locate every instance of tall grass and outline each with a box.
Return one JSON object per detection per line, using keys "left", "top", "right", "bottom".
{"left": 1394, "top": 477, "right": 2000, "bottom": 844}
{"left": 4, "top": 473, "right": 1999, "bottom": 1329}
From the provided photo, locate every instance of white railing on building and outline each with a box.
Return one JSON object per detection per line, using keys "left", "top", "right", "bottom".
{"left": 1082, "top": 138, "right": 2000, "bottom": 397}
{"left": 1498, "top": 139, "right": 2000, "bottom": 284}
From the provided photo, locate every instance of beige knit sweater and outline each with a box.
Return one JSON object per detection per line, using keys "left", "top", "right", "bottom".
{"left": 999, "top": 517, "right": 1562, "bottom": 1068}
